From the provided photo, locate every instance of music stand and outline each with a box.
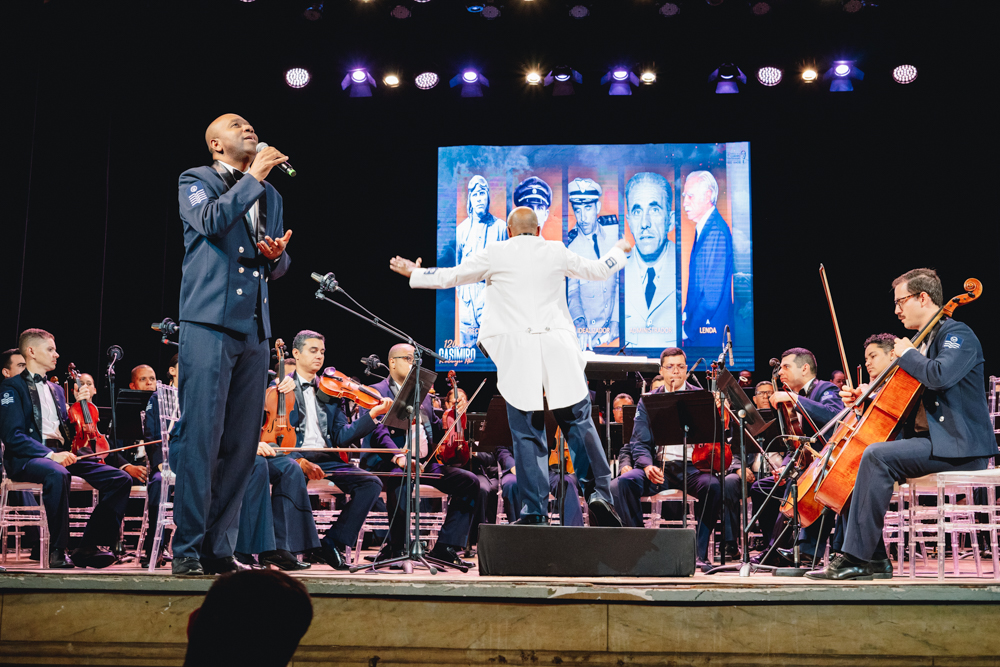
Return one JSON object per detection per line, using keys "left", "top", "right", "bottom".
{"left": 114, "top": 388, "right": 154, "bottom": 444}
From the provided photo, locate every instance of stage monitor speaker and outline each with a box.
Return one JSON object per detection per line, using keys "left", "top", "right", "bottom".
{"left": 478, "top": 525, "right": 695, "bottom": 577}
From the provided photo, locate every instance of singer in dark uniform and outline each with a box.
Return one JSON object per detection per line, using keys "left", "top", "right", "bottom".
{"left": 168, "top": 114, "right": 293, "bottom": 576}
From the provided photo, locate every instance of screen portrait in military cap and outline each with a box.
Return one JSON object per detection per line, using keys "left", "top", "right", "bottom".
{"left": 512, "top": 176, "right": 557, "bottom": 240}
{"left": 565, "top": 177, "right": 621, "bottom": 350}
{"left": 455, "top": 175, "right": 508, "bottom": 346}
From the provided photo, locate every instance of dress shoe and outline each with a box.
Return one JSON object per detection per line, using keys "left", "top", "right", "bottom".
{"left": 71, "top": 547, "right": 117, "bottom": 569}
{"left": 139, "top": 555, "right": 169, "bottom": 569}
{"left": 696, "top": 558, "right": 714, "bottom": 574}
{"left": 463, "top": 546, "right": 477, "bottom": 558}
{"left": 234, "top": 552, "right": 258, "bottom": 567}
{"left": 260, "top": 549, "right": 311, "bottom": 571}
{"left": 777, "top": 547, "right": 816, "bottom": 567}
{"left": 587, "top": 496, "right": 624, "bottom": 527}
{"left": 512, "top": 514, "right": 549, "bottom": 526}
{"left": 427, "top": 544, "right": 473, "bottom": 569}
{"left": 804, "top": 553, "right": 873, "bottom": 581}
{"left": 313, "top": 542, "right": 350, "bottom": 570}
{"left": 723, "top": 542, "right": 742, "bottom": 561}
{"left": 49, "top": 548, "right": 75, "bottom": 569}
{"left": 870, "top": 558, "right": 893, "bottom": 580}
{"left": 200, "top": 556, "right": 240, "bottom": 575}
{"left": 172, "top": 557, "right": 205, "bottom": 576}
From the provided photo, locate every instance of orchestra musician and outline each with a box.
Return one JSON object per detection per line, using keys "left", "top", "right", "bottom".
{"left": 360, "top": 343, "right": 480, "bottom": 567}
{"left": 496, "top": 434, "right": 584, "bottom": 527}
{"left": 752, "top": 381, "right": 773, "bottom": 411}
{"left": 67, "top": 371, "right": 147, "bottom": 483}
{"left": 169, "top": 113, "right": 292, "bottom": 576}
{"left": 0, "top": 329, "right": 132, "bottom": 568}
{"left": 2, "top": 349, "right": 26, "bottom": 379}
{"left": 447, "top": 387, "right": 499, "bottom": 556}
{"left": 238, "top": 330, "right": 392, "bottom": 571}
{"left": 612, "top": 393, "right": 634, "bottom": 423}
{"left": 390, "top": 206, "right": 629, "bottom": 529}
{"left": 808, "top": 269, "right": 997, "bottom": 580}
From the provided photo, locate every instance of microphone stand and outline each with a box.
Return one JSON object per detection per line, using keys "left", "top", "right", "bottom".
{"left": 310, "top": 274, "right": 457, "bottom": 575}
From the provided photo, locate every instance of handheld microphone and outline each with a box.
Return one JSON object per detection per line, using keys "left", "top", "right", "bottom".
{"left": 151, "top": 318, "right": 179, "bottom": 336}
{"left": 256, "top": 142, "right": 297, "bottom": 177}
{"left": 726, "top": 325, "right": 734, "bottom": 367}
{"left": 311, "top": 272, "right": 339, "bottom": 293}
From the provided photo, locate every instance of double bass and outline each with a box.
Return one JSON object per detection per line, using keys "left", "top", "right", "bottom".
{"left": 66, "top": 363, "right": 110, "bottom": 462}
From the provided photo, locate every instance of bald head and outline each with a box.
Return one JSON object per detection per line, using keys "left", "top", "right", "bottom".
{"left": 205, "top": 114, "right": 258, "bottom": 166}
{"left": 507, "top": 206, "right": 539, "bottom": 236}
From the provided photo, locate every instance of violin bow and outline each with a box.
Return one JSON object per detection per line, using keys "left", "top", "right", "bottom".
{"left": 819, "top": 264, "right": 854, "bottom": 392}
{"left": 420, "top": 377, "right": 489, "bottom": 471}
{"left": 74, "top": 440, "right": 162, "bottom": 461}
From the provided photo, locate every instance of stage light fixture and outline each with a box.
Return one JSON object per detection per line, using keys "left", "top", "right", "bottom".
{"left": 601, "top": 67, "right": 640, "bottom": 96}
{"left": 413, "top": 0, "right": 431, "bottom": 3}
{"left": 708, "top": 63, "right": 746, "bottom": 94}
{"left": 802, "top": 69, "right": 817, "bottom": 82}
{"left": 545, "top": 66, "right": 582, "bottom": 96}
{"left": 824, "top": 60, "right": 863, "bottom": 91}
{"left": 303, "top": 3, "right": 323, "bottom": 20}
{"left": 640, "top": 71, "right": 657, "bottom": 84}
{"left": 415, "top": 72, "right": 440, "bottom": 89}
{"left": 467, "top": 2, "right": 485, "bottom": 11}
{"left": 451, "top": 69, "right": 489, "bottom": 97}
{"left": 390, "top": 5, "right": 411, "bottom": 18}
{"left": 756, "top": 66, "right": 782, "bottom": 86}
{"left": 383, "top": 74, "right": 401, "bottom": 87}
{"left": 342, "top": 68, "right": 376, "bottom": 97}
{"left": 285, "top": 68, "right": 311, "bottom": 89}
{"left": 843, "top": 0, "right": 863, "bottom": 11}
{"left": 482, "top": 5, "right": 501, "bottom": 18}
{"left": 750, "top": 1, "right": 770, "bottom": 14}
{"left": 659, "top": 2, "right": 681, "bottom": 16}
{"left": 526, "top": 71, "right": 542, "bottom": 85}
{"left": 892, "top": 64, "right": 918, "bottom": 85}
{"left": 706, "top": 0, "right": 724, "bottom": 5}
{"left": 569, "top": 4, "right": 590, "bottom": 18}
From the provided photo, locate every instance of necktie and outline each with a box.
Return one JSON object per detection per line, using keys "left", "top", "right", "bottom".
{"left": 645, "top": 268, "right": 656, "bottom": 308}
{"left": 592, "top": 233, "right": 600, "bottom": 258}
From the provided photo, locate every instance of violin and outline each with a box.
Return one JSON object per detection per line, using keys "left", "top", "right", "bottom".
{"left": 66, "top": 363, "right": 110, "bottom": 462}
{"left": 316, "top": 368, "right": 385, "bottom": 464}
{"left": 691, "top": 367, "right": 732, "bottom": 474}
{"left": 261, "top": 339, "right": 297, "bottom": 450}
{"left": 435, "top": 371, "right": 470, "bottom": 467}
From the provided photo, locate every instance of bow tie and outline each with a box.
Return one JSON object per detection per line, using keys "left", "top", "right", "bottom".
{"left": 28, "top": 372, "right": 46, "bottom": 384}
{"left": 302, "top": 378, "right": 318, "bottom": 390}
{"left": 233, "top": 170, "right": 244, "bottom": 181}
{"left": 798, "top": 388, "right": 808, "bottom": 397}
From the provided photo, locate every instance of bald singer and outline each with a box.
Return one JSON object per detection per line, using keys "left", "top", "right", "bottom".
{"left": 168, "top": 114, "right": 293, "bottom": 576}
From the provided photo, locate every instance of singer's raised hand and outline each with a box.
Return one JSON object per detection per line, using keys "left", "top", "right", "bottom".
{"left": 248, "top": 145, "right": 288, "bottom": 182}
{"left": 257, "top": 230, "right": 292, "bottom": 260}
{"left": 389, "top": 256, "right": 422, "bottom": 278}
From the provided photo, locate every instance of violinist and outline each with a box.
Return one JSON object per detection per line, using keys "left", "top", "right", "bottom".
{"left": 361, "top": 343, "right": 480, "bottom": 568}
{"left": 808, "top": 269, "right": 997, "bottom": 580}
{"left": 67, "top": 371, "right": 147, "bottom": 483}
{"left": 239, "top": 330, "right": 392, "bottom": 571}
{"left": 452, "top": 387, "right": 500, "bottom": 555}
{"left": 0, "top": 329, "right": 132, "bottom": 568}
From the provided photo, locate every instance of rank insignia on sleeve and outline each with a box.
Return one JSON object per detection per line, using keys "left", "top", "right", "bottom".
{"left": 605, "top": 258, "right": 617, "bottom": 269}
{"left": 1, "top": 392, "right": 13, "bottom": 406}
{"left": 425, "top": 268, "right": 438, "bottom": 274}
{"left": 187, "top": 182, "right": 208, "bottom": 206}
{"left": 943, "top": 335, "right": 963, "bottom": 350}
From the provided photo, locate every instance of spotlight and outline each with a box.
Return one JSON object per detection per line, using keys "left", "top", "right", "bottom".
{"left": 601, "top": 67, "right": 640, "bottom": 96}
{"left": 451, "top": 69, "right": 489, "bottom": 97}
{"left": 802, "top": 69, "right": 817, "bottom": 82}
{"left": 708, "top": 63, "right": 746, "bottom": 94}
{"left": 413, "top": 0, "right": 430, "bottom": 3}
{"left": 843, "top": 0, "right": 863, "bottom": 11}
{"left": 526, "top": 71, "right": 542, "bottom": 85}
{"left": 482, "top": 5, "right": 501, "bottom": 18}
{"left": 303, "top": 3, "right": 323, "bottom": 20}
{"left": 285, "top": 68, "right": 311, "bottom": 89}
{"left": 342, "top": 68, "right": 376, "bottom": 97}
{"left": 467, "top": 2, "right": 485, "bottom": 11}
{"left": 659, "top": 2, "right": 681, "bottom": 16}
{"left": 569, "top": 4, "right": 590, "bottom": 18}
{"left": 415, "top": 72, "right": 440, "bottom": 89}
{"left": 706, "top": 0, "right": 724, "bottom": 5}
{"left": 824, "top": 61, "right": 863, "bottom": 91}
{"left": 750, "top": 1, "right": 770, "bottom": 14}
{"left": 640, "top": 70, "right": 656, "bottom": 84}
{"left": 756, "top": 66, "right": 782, "bottom": 86}
{"left": 390, "top": 5, "right": 411, "bottom": 18}
{"left": 545, "top": 66, "right": 582, "bottom": 96}
{"left": 892, "top": 64, "right": 918, "bottom": 85}
{"left": 383, "top": 74, "right": 400, "bottom": 87}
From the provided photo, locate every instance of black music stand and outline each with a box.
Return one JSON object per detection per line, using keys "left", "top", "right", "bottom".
{"left": 114, "top": 389, "right": 154, "bottom": 444}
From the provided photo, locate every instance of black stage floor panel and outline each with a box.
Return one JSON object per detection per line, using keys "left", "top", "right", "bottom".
{"left": 478, "top": 525, "right": 696, "bottom": 577}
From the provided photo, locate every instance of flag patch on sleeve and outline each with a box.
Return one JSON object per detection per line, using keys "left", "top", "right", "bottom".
{"left": 187, "top": 182, "right": 208, "bottom": 206}
{"left": 943, "top": 335, "right": 963, "bottom": 350}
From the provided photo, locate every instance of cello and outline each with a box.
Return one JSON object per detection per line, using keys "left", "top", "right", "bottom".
{"left": 66, "top": 363, "right": 110, "bottom": 462}
{"left": 796, "top": 278, "right": 983, "bottom": 519}
{"left": 261, "top": 339, "right": 298, "bottom": 450}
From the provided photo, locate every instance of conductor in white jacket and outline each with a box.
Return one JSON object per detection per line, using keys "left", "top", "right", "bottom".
{"left": 389, "top": 207, "right": 632, "bottom": 527}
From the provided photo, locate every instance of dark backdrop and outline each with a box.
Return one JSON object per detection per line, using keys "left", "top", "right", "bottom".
{"left": 5, "top": 0, "right": 994, "bottom": 411}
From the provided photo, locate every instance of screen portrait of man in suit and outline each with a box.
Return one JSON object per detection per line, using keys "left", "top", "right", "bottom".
{"left": 623, "top": 172, "right": 677, "bottom": 349}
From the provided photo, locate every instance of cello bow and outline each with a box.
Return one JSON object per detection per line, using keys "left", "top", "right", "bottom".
{"left": 819, "top": 264, "right": 854, "bottom": 392}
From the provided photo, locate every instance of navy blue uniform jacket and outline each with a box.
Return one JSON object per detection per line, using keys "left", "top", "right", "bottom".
{"left": 684, "top": 208, "right": 734, "bottom": 349}
{"left": 897, "top": 318, "right": 997, "bottom": 459}
{"left": 793, "top": 378, "right": 844, "bottom": 436}
{"left": 177, "top": 165, "right": 290, "bottom": 338}
{"left": 360, "top": 377, "right": 442, "bottom": 471}
{"left": 628, "top": 383, "right": 702, "bottom": 469}
{"left": 1, "top": 374, "right": 70, "bottom": 477}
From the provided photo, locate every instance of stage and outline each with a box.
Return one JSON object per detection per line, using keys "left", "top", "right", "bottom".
{"left": 2, "top": 554, "right": 1000, "bottom": 667}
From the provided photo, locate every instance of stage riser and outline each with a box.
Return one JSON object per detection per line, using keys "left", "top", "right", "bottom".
{"left": 3, "top": 592, "right": 1000, "bottom": 666}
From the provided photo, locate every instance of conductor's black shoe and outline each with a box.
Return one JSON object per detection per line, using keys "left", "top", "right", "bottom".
{"left": 427, "top": 544, "right": 473, "bottom": 569}
{"left": 172, "top": 557, "right": 205, "bottom": 576}
{"left": 587, "top": 496, "right": 624, "bottom": 527}
{"left": 314, "top": 542, "right": 350, "bottom": 570}
{"left": 804, "top": 553, "right": 873, "bottom": 581}
{"left": 512, "top": 514, "right": 549, "bottom": 526}
{"left": 260, "top": 549, "right": 311, "bottom": 571}
{"left": 870, "top": 558, "right": 893, "bottom": 579}
{"left": 201, "top": 556, "right": 240, "bottom": 575}
{"left": 71, "top": 547, "right": 117, "bottom": 569}
{"left": 49, "top": 548, "right": 75, "bottom": 569}
{"left": 777, "top": 547, "right": 816, "bottom": 567}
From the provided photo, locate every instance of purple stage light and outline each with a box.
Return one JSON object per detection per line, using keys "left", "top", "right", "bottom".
{"left": 451, "top": 70, "right": 489, "bottom": 97}
{"left": 892, "top": 64, "right": 918, "bottom": 84}
{"left": 342, "top": 69, "right": 376, "bottom": 97}
{"left": 709, "top": 63, "right": 746, "bottom": 94}
{"left": 834, "top": 63, "right": 851, "bottom": 77}
{"left": 463, "top": 70, "right": 479, "bottom": 83}
{"left": 415, "top": 72, "right": 440, "bottom": 89}
{"left": 612, "top": 70, "right": 629, "bottom": 81}
{"left": 603, "top": 68, "right": 639, "bottom": 95}
{"left": 351, "top": 70, "right": 369, "bottom": 83}
{"left": 546, "top": 66, "right": 582, "bottom": 96}
{"left": 756, "top": 66, "right": 782, "bottom": 86}
{"left": 843, "top": 0, "right": 863, "bottom": 11}
{"left": 390, "top": 5, "right": 411, "bottom": 18}
{"left": 482, "top": 5, "right": 500, "bottom": 18}
{"left": 825, "top": 61, "right": 863, "bottom": 92}
{"left": 285, "top": 68, "right": 311, "bottom": 89}
{"left": 659, "top": 2, "right": 680, "bottom": 16}
{"left": 569, "top": 5, "right": 590, "bottom": 18}
{"left": 751, "top": 1, "right": 770, "bottom": 15}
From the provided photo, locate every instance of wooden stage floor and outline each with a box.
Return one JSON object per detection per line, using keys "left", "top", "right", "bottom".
{"left": 3, "top": 549, "right": 1000, "bottom": 666}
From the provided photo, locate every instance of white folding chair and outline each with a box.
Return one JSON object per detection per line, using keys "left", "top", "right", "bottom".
{"left": 148, "top": 381, "right": 179, "bottom": 572}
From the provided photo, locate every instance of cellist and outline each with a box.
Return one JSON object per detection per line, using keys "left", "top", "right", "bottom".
{"left": 808, "top": 269, "right": 997, "bottom": 580}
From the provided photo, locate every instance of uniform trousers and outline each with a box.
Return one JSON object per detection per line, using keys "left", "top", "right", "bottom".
{"left": 309, "top": 457, "right": 382, "bottom": 550}
{"left": 380, "top": 460, "right": 478, "bottom": 550}
{"left": 505, "top": 396, "right": 612, "bottom": 518}
{"left": 500, "top": 470, "right": 584, "bottom": 526}
{"left": 14, "top": 458, "right": 132, "bottom": 551}
{"left": 235, "top": 455, "right": 323, "bottom": 555}
{"left": 169, "top": 321, "right": 270, "bottom": 560}
{"left": 843, "top": 437, "right": 989, "bottom": 561}
{"left": 469, "top": 472, "right": 500, "bottom": 545}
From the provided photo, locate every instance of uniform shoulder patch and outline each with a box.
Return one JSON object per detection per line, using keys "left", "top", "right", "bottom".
{"left": 943, "top": 334, "right": 963, "bottom": 350}
{"left": 187, "top": 181, "right": 208, "bottom": 206}
{"left": 1, "top": 392, "right": 13, "bottom": 406}
{"left": 605, "top": 257, "right": 617, "bottom": 269}
{"left": 424, "top": 267, "right": 438, "bottom": 274}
